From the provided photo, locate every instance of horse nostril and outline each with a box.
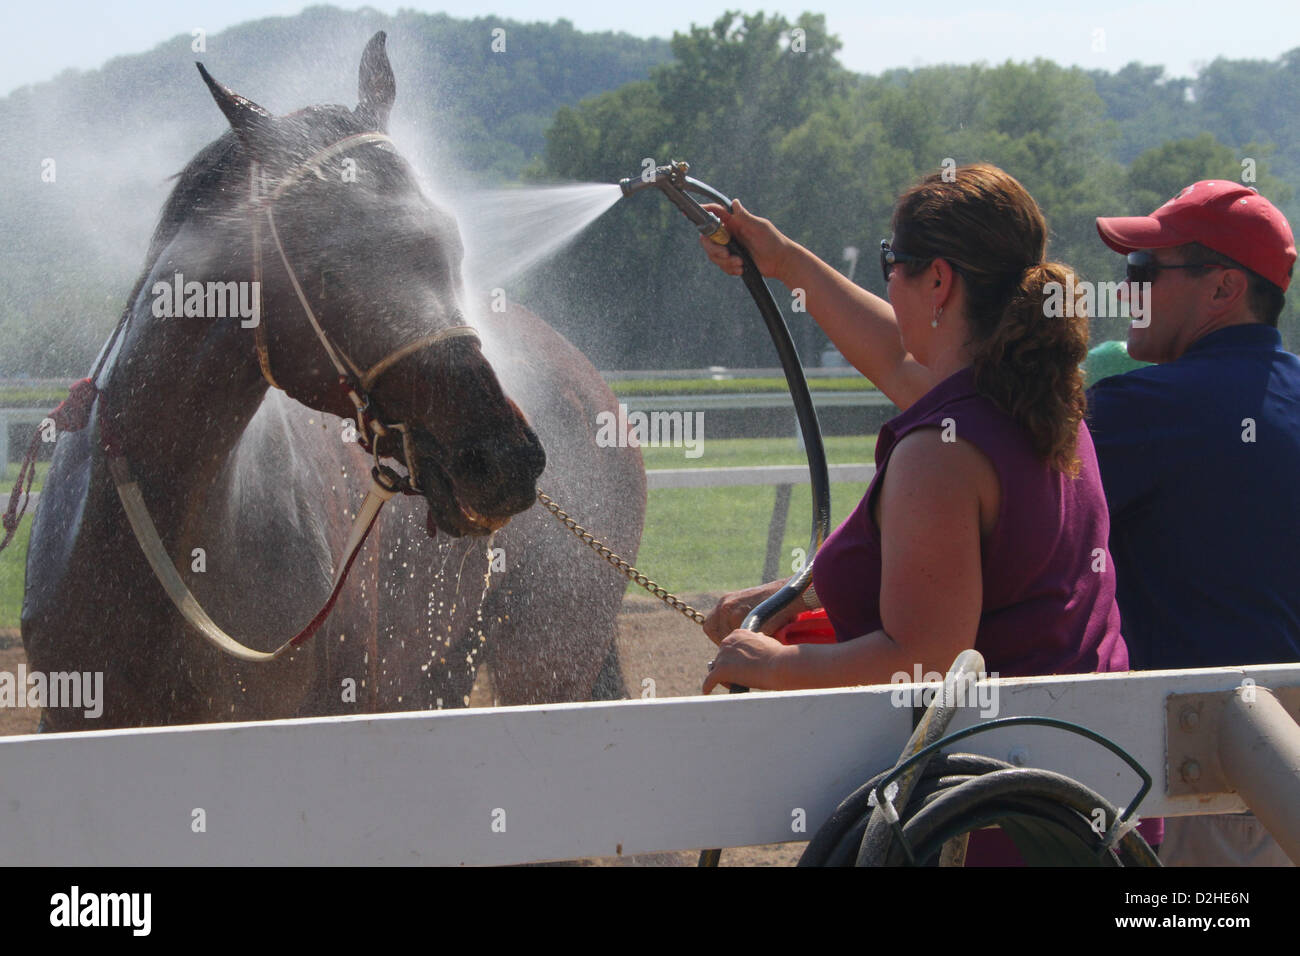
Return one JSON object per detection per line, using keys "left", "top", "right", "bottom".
{"left": 450, "top": 434, "right": 544, "bottom": 512}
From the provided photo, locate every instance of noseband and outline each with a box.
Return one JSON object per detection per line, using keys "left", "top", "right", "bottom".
{"left": 250, "top": 131, "right": 481, "bottom": 495}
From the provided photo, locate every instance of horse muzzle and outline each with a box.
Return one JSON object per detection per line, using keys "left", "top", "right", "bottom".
{"left": 413, "top": 427, "right": 545, "bottom": 538}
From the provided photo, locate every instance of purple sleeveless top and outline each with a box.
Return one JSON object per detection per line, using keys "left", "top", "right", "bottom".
{"left": 813, "top": 367, "right": 1128, "bottom": 677}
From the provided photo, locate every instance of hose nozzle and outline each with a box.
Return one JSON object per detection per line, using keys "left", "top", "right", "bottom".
{"left": 618, "top": 161, "right": 730, "bottom": 245}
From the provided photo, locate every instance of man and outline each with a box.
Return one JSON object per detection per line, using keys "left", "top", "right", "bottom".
{"left": 1088, "top": 180, "right": 1299, "bottom": 866}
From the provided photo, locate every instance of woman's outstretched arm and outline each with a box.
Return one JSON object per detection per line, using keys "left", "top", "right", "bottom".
{"left": 699, "top": 199, "right": 939, "bottom": 410}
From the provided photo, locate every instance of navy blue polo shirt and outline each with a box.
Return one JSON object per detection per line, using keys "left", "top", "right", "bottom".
{"left": 1087, "top": 324, "right": 1300, "bottom": 671}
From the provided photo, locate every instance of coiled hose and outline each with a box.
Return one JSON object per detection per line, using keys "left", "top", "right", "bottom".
{"left": 799, "top": 651, "right": 1162, "bottom": 867}
{"left": 800, "top": 753, "right": 1160, "bottom": 866}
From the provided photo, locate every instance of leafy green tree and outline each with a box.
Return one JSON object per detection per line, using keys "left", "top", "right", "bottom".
{"left": 1125, "top": 132, "right": 1291, "bottom": 214}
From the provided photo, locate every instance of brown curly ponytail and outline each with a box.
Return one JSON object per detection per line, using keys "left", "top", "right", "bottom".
{"left": 892, "top": 164, "right": 1089, "bottom": 475}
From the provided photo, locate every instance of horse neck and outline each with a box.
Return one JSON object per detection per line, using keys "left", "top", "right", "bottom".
{"left": 99, "top": 217, "right": 274, "bottom": 504}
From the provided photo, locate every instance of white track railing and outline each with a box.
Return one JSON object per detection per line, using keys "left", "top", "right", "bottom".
{"left": 2, "top": 664, "right": 1295, "bottom": 865}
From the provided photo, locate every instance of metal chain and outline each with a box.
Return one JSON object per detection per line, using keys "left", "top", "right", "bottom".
{"left": 537, "top": 489, "right": 707, "bottom": 626}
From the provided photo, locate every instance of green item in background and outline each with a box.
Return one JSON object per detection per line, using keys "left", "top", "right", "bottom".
{"left": 1085, "top": 339, "right": 1152, "bottom": 387}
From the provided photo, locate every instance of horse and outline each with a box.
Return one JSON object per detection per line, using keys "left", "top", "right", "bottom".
{"left": 20, "top": 32, "right": 645, "bottom": 731}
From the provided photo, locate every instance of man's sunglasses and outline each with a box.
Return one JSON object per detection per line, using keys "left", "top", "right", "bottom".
{"left": 880, "top": 239, "right": 927, "bottom": 283}
{"left": 1125, "top": 250, "right": 1232, "bottom": 284}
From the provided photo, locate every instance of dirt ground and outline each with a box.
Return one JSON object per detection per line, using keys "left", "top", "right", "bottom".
{"left": 0, "top": 593, "right": 806, "bottom": 866}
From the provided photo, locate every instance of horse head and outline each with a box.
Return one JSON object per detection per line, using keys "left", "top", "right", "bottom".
{"left": 196, "top": 32, "right": 545, "bottom": 537}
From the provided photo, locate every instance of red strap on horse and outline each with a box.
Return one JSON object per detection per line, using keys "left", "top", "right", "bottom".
{"left": 1, "top": 378, "right": 98, "bottom": 552}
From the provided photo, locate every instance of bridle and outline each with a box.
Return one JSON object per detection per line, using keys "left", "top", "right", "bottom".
{"left": 249, "top": 131, "right": 481, "bottom": 496}
{"left": 103, "top": 132, "right": 484, "bottom": 661}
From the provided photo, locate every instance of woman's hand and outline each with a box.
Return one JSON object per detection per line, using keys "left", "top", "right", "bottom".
{"left": 703, "top": 579, "right": 802, "bottom": 644}
{"left": 698, "top": 199, "right": 797, "bottom": 283}
{"left": 702, "top": 629, "right": 792, "bottom": 693}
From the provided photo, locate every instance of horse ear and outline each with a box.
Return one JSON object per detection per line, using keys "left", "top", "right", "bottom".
{"left": 196, "top": 63, "right": 274, "bottom": 151}
{"left": 355, "top": 31, "right": 395, "bottom": 131}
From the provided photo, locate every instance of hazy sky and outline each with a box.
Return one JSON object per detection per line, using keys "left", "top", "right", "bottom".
{"left": 3, "top": 1, "right": 1298, "bottom": 96}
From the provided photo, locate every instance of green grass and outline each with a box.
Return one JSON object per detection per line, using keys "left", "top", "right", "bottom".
{"left": 2, "top": 461, "right": 51, "bottom": 491}
{"left": 631, "top": 434, "right": 877, "bottom": 598}
{"left": 608, "top": 376, "right": 878, "bottom": 396}
{"left": 635, "top": 481, "right": 871, "bottom": 597}
{"left": 0, "top": 463, "right": 50, "bottom": 629}
{"left": 0, "top": 516, "right": 30, "bottom": 630}
{"left": 0, "top": 388, "right": 69, "bottom": 408}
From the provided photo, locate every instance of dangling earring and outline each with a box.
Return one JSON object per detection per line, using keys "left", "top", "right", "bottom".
{"left": 931, "top": 306, "right": 942, "bottom": 329}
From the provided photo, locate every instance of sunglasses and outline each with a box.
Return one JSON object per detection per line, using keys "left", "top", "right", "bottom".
{"left": 880, "top": 239, "right": 927, "bottom": 283}
{"left": 1125, "top": 250, "right": 1232, "bottom": 285}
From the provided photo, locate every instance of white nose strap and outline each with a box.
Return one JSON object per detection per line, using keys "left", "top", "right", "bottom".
{"left": 360, "top": 325, "right": 482, "bottom": 495}
{"left": 360, "top": 325, "right": 481, "bottom": 391}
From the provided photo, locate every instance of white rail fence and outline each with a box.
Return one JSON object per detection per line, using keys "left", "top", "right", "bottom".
{"left": 2, "top": 664, "right": 1296, "bottom": 865}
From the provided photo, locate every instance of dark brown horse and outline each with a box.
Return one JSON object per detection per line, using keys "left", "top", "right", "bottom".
{"left": 21, "top": 33, "right": 645, "bottom": 731}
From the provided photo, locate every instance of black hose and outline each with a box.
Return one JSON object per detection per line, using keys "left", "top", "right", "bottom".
{"left": 667, "top": 178, "right": 832, "bottom": 870}
{"left": 799, "top": 752, "right": 1160, "bottom": 867}
{"left": 677, "top": 177, "right": 832, "bottom": 636}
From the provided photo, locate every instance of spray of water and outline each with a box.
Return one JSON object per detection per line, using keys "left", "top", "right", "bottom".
{"left": 451, "top": 183, "right": 623, "bottom": 289}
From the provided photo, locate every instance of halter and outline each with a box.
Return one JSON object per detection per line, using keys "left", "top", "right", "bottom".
{"left": 249, "top": 132, "right": 482, "bottom": 495}
{"left": 102, "top": 133, "right": 484, "bottom": 661}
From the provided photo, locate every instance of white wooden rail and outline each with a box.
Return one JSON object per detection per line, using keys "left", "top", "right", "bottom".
{"left": 2, "top": 663, "right": 1295, "bottom": 865}
{"left": 646, "top": 463, "right": 874, "bottom": 489}
{"left": 619, "top": 391, "right": 893, "bottom": 411}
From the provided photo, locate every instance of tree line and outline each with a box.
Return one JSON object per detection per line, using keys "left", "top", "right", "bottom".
{"left": 524, "top": 12, "right": 1299, "bottom": 368}
{"left": 1, "top": 7, "right": 1296, "bottom": 374}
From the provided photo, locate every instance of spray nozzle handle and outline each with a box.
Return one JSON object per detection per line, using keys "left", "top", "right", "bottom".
{"left": 620, "top": 161, "right": 733, "bottom": 246}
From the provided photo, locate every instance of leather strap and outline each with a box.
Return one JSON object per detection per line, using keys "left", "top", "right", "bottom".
{"left": 107, "top": 454, "right": 396, "bottom": 662}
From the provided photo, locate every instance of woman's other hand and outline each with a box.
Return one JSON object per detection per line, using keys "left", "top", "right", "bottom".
{"left": 703, "top": 579, "right": 802, "bottom": 644}
{"left": 702, "top": 629, "right": 791, "bottom": 693}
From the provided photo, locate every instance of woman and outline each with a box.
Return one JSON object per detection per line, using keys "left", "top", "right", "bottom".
{"left": 698, "top": 164, "right": 1128, "bottom": 694}
{"left": 698, "top": 164, "right": 1149, "bottom": 863}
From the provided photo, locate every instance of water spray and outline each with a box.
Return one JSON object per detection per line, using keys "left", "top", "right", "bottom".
{"left": 619, "top": 160, "right": 832, "bottom": 650}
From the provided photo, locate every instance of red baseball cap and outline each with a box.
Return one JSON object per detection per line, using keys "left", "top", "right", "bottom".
{"left": 1096, "top": 181, "right": 1296, "bottom": 291}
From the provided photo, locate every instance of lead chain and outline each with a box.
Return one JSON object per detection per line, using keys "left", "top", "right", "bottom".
{"left": 537, "top": 490, "right": 707, "bottom": 626}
